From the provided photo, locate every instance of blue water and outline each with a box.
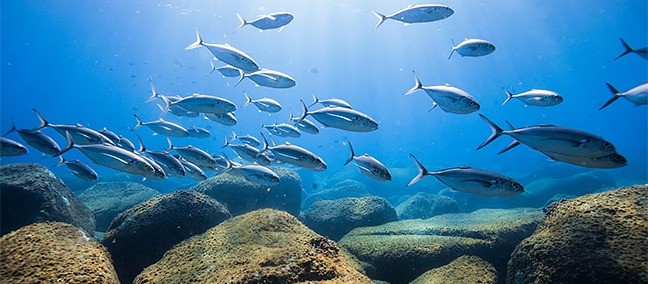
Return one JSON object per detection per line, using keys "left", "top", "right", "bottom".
{"left": 2, "top": 1, "right": 647, "bottom": 195}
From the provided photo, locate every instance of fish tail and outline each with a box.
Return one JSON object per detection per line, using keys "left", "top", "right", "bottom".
{"left": 308, "top": 92, "right": 319, "bottom": 108}
{"left": 131, "top": 114, "right": 143, "bottom": 131}
{"left": 145, "top": 81, "right": 160, "bottom": 102}
{"left": 372, "top": 10, "right": 387, "bottom": 31}
{"left": 55, "top": 131, "right": 75, "bottom": 157}
{"left": 185, "top": 28, "right": 203, "bottom": 50}
{"left": 477, "top": 114, "right": 504, "bottom": 150}
{"left": 234, "top": 70, "right": 246, "bottom": 87}
{"left": 448, "top": 39, "right": 456, "bottom": 60}
{"left": 296, "top": 100, "right": 309, "bottom": 125}
{"left": 32, "top": 108, "right": 49, "bottom": 131}
{"left": 3, "top": 117, "right": 17, "bottom": 137}
{"left": 235, "top": 13, "right": 248, "bottom": 33}
{"left": 501, "top": 88, "right": 514, "bottom": 106}
{"left": 221, "top": 135, "right": 230, "bottom": 148}
{"left": 242, "top": 91, "right": 252, "bottom": 108}
{"left": 159, "top": 95, "right": 171, "bottom": 116}
{"left": 407, "top": 154, "right": 429, "bottom": 187}
{"left": 55, "top": 156, "right": 66, "bottom": 167}
{"left": 343, "top": 142, "right": 355, "bottom": 166}
{"left": 135, "top": 134, "right": 146, "bottom": 152}
{"left": 165, "top": 137, "right": 174, "bottom": 152}
{"left": 599, "top": 83, "right": 622, "bottom": 110}
{"left": 613, "top": 38, "right": 633, "bottom": 61}
{"left": 208, "top": 61, "right": 217, "bottom": 76}
{"left": 404, "top": 70, "right": 423, "bottom": 96}
{"left": 259, "top": 132, "right": 270, "bottom": 155}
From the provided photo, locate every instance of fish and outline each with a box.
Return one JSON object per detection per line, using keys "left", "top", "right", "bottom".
{"left": 222, "top": 137, "right": 272, "bottom": 165}
{"left": 407, "top": 154, "right": 524, "bottom": 197}
{"left": 161, "top": 93, "right": 237, "bottom": 115}
{"left": 263, "top": 123, "right": 301, "bottom": 138}
{"left": 477, "top": 114, "right": 618, "bottom": 158}
{"left": 259, "top": 133, "right": 327, "bottom": 171}
{"left": 146, "top": 82, "right": 200, "bottom": 117}
{"left": 231, "top": 131, "right": 260, "bottom": 147}
{"left": 136, "top": 135, "right": 186, "bottom": 178}
{"left": 298, "top": 100, "right": 379, "bottom": 132}
{"left": 204, "top": 112, "right": 238, "bottom": 126}
{"left": 448, "top": 39, "right": 496, "bottom": 59}
{"left": 309, "top": 93, "right": 352, "bottom": 109}
{"left": 209, "top": 61, "right": 242, "bottom": 78}
{"left": 166, "top": 138, "right": 220, "bottom": 171}
{"left": 599, "top": 82, "right": 648, "bottom": 110}
{"left": 55, "top": 156, "right": 99, "bottom": 181}
{"left": 542, "top": 151, "right": 627, "bottom": 169}
{"left": 117, "top": 135, "right": 136, "bottom": 152}
{"left": 178, "top": 157, "right": 207, "bottom": 181}
{"left": 289, "top": 112, "right": 320, "bottom": 134}
{"left": 187, "top": 126, "right": 211, "bottom": 138}
{"left": 4, "top": 121, "right": 60, "bottom": 156}
{"left": 221, "top": 156, "right": 280, "bottom": 186}
{"left": 614, "top": 38, "right": 647, "bottom": 60}
{"left": 372, "top": 4, "right": 454, "bottom": 30}
{"left": 343, "top": 142, "right": 391, "bottom": 182}
{"left": 502, "top": 88, "right": 563, "bottom": 106}
{"left": 236, "top": 69, "right": 296, "bottom": 89}
{"left": 243, "top": 92, "right": 282, "bottom": 113}
{"left": 57, "top": 132, "right": 165, "bottom": 180}
{"left": 33, "top": 109, "right": 115, "bottom": 145}
{"left": 404, "top": 71, "right": 480, "bottom": 114}
{"left": 99, "top": 127, "right": 121, "bottom": 142}
{"left": 185, "top": 29, "right": 260, "bottom": 72}
{"left": 0, "top": 137, "right": 28, "bottom": 156}
{"left": 235, "top": 12, "right": 294, "bottom": 32}
{"left": 131, "top": 114, "right": 190, "bottom": 138}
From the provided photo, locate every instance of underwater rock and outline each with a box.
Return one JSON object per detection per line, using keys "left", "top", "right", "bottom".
{"left": 302, "top": 179, "right": 372, "bottom": 210}
{"left": 0, "top": 222, "right": 119, "bottom": 283}
{"left": 0, "top": 163, "right": 95, "bottom": 236}
{"left": 302, "top": 196, "right": 398, "bottom": 241}
{"left": 410, "top": 255, "right": 497, "bottom": 284}
{"left": 339, "top": 208, "right": 544, "bottom": 284}
{"left": 507, "top": 184, "right": 648, "bottom": 284}
{"left": 134, "top": 209, "right": 372, "bottom": 283}
{"left": 102, "top": 190, "right": 231, "bottom": 284}
{"left": 395, "top": 192, "right": 460, "bottom": 220}
{"left": 192, "top": 166, "right": 302, "bottom": 216}
{"left": 78, "top": 182, "right": 160, "bottom": 232}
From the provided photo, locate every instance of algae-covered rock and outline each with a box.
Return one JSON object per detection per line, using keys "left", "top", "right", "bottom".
{"left": 0, "top": 222, "right": 119, "bottom": 283}
{"left": 303, "top": 196, "right": 398, "bottom": 241}
{"left": 507, "top": 185, "right": 648, "bottom": 284}
{"left": 395, "top": 192, "right": 460, "bottom": 220}
{"left": 339, "top": 208, "right": 544, "bottom": 284}
{"left": 410, "top": 255, "right": 497, "bottom": 284}
{"left": 134, "top": 209, "right": 372, "bottom": 284}
{"left": 192, "top": 166, "right": 302, "bottom": 216}
{"left": 78, "top": 182, "right": 160, "bottom": 232}
{"left": 102, "top": 190, "right": 231, "bottom": 284}
{"left": 303, "top": 179, "right": 372, "bottom": 210}
{"left": 0, "top": 163, "right": 95, "bottom": 236}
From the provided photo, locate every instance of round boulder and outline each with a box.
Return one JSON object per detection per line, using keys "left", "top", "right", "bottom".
{"left": 0, "top": 222, "right": 119, "bottom": 283}
{"left": 410, "top": 255, "right": 497, "bottom": 284}
{"left": 395, "top": 192, "right": 460, "bottom": 220}
{"left": 101, "top": 190, "right": 231, "bottom": 284}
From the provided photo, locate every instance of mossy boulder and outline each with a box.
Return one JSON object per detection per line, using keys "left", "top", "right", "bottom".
{"left": 507, "top": 185, "right": 648, "bottom": 283}
{"left": 102, "top": 190, "right": 231, "bottom": 284}
{"left": 302, "top": 196, "right": 398, "bottom": 241}
{"left": 339, "top": 208, "right": 543, "bottom": 284}
{"left": 0, "top": 222, "right": 118, "bottom": 283}
{"left": 395, "top": 192, "right": 460, "bottom": 220}
{"left": 0, "top": 163, "right": 95, "bottom": 236}
{"left": 78, "top": 182, "right": 160, "bottom": 232}
{"left": 134, "top": 209, "right": 372, "bottom": 284}
{"left": 192, "top": 167, "right": 302, "bottom": 216}
{"left": 410, "top": 255, "right": 497, "bottom": 284}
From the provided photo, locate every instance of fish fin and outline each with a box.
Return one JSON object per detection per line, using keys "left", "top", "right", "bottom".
{"left": 343, "top": 142, "right": 355, "bottom": 166}
{"left": 477, "top": 114, "right": 504, "bottom": 150}
{"left": 599, "top": 83, "right": 622, "bottom": 110}
{"left": 407, "top": 154, "right": 429, "bottom": 187}
{"left": 234, "top": 13, "right": 248, "bottom": 33}
{"left": 234, "top": 71, "right": 246, "bottom": 87}
{"left": 55, "top": 131, "right": 75, "bottom": 157}
{"left": 54, "top": 156, "right": 66, "bottom": 167}
{"left": 208, "top": 61, "right": 217, "bottom": 75}
{"left": 277, "top": 26, "right": 285, "bottom": 33}
{"left": 131, "top": 114, "right": 143, "bottom": 131}
{"left": 427, "top": 102, "right": 438, "bottom": 112}
{"left": 3, "top": 118, "right": 17, "bottom": 137}
{"left": 166, "top": 137, "right": 174, "bottom": 152}
{"left": 136, "top": 134, "right": 146, "bottom": 153}
{"left": 372, "top": 10, "right": 387, "bottom": 31}
{"left": 185, "top": 28, "right": 203, "bottom": 50}
{"left": 296, "top": 100, "right": 309, "bottom": 125}
{"left": 404, "top": 70, "right": 423, "bottom": 95}
{"left": 448, "top": 39, "right": 456, "bottom": 59}
{"left": 242, "top": 91, "right": 252, "bottom": 108}
{"left": 309, "top": 92, "right": 319, "bottom": 108}
{"left": 613, "top": 38, "right": 633, "bottom": 61}
{"left": 145, "top": 80, "right": 160, "bottom": 102}
{"left": 504, "top": 121, "right": 516, "bottom": 130}
{"left": 502, "top": 88, "right": 514, "bottom": 106}
{"left": 497, "top": 140, "right": 521, "bottom": 154}
{"left": 221, "top": 135, "right": 230, "bottom": 148}
{"left": 32, "top": 108, "right": 49, "bottom": 131}
{"left": 259, "top": 132, "right": 270, "bottom": 156}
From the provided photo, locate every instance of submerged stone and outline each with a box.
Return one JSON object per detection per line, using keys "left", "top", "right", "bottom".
{"left": 410, "top": 255, "right": 497, "bottom": 284}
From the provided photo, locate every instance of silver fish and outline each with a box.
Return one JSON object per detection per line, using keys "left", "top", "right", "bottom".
{"left": 33, "top": 109, "right": 115, "bottom": 145}
{"left": 132, "top": 114, "right": 190, "bottom": 138}
{"left": 231, "top": 131, "right": 260, "bottom": 147}
{"left": 4, "top": 122, "right": 60, "bottom": 156}
{"left": 204, "top": 112, "right": 238, "bottom": 126}
{"left": 343, "top": 142, "right": 391, "bottom": 182}
{"left": 599, "top": 82, "right": 648, "bottom": 110}
{"left": 188, "top": 126, "right": 211, "bottom": 138}
{"left": 55, "top": 156, "right": 98, "bottom": 181}
{"left": 309, "top": 93, "right": 352, "bottom": 109}
{"left": 478, "top": 115, "right": 617, "bottom": 158}
{"left": 502, "top": 88, "right": 563, "bottom": 106}
{"left": 222, "top": 157, "right": 280, "bottom": 186}
{"left": 542, "top": 151, "right": 627, "bottom": 169}
{"left": 404, "top": 71, "right": 480, "bottom": 114}
{"left": 407, "top": 154, "right": 524, "bottom": 197}
{"left": 298, "top": 100, "right": 379, "bottom": 132}
{"left": 236, "top": 69, "right": 296, "bottom": 89}
{"left": 99, "top": 127, "right": 120, "bottom": 143}
{"left": 146, "top": 82, "right": 200, "bottom": 118}
{"left": 243, "top": 92, "right": 282, "bottom": 113}
{"left": 263, "top": 123, "right": 301, "bottom": 138}
{"left": 178, "top": 157, "right": 207, "bottom": 181}
{"left": 167, "top": 138, "right": 219, "bottom": 171}
{"left": 117, "top": 135, "right": 136, "bottom": 152}
{"left": 137, "top": 135, "right": 185, "bottom": 177}
{"left": 0, "top": 137, "right": 28, "bottom": 156}
{"left": 235, "top": 12, "right": 294, "bottom": 32}
{"left": 162, "top": 93, "right": 237, "bottom": 115}
{"left": 185, "top": 29, "right": 260, "bottom": 72}
{"left": 448, "top": 39, "right": 496, "bottom": 59}
{"left": 614, "top": 38, "right": 647, "bottom": 60}
{"left": 222, "top": 137, "right": 272, "bottom": 165}
{"left": 260, "top": 133, "right": 327, "bottom": 171}
{"left": 289, "top": 112, "right": 319, "bottom": 134}
{"left": 372, "top": 4, "right": 454, "bottom": 30}
{"left": 209, "top": 61, "right": 242, "bottom": 78}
